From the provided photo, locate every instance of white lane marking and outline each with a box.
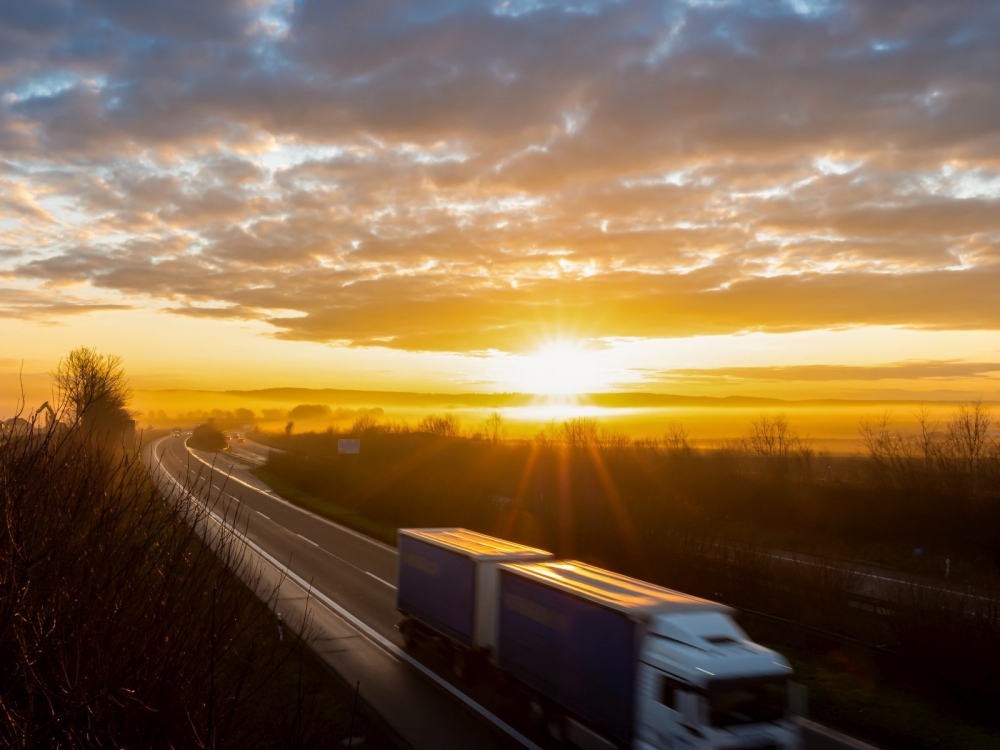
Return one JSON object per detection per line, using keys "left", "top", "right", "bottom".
{"left": 366, "top": 571, "right": 397, "bottom": 590}
{"left": 257, "top": 511, "right": 270, "bottom": 520}
{"left": 181, "top": 440, "right": 396, "bottom": 552}
{"left": 154, "top": 438, "right": 392, "bottom": 587}
{"left": 154, "top": 437, "right": 990, "bottom": 603}
{"left": 149, "top": 443, "right": 542, "bottom": 750}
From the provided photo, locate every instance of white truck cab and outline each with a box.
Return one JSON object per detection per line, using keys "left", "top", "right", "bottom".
{"left": 635, "top": 611, "right": 801, "bottom": 750}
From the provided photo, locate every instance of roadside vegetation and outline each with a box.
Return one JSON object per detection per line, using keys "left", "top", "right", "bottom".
{"left": 247, "top": 406, "right": 1000, "bottom": 749}
{"left": 0, "top": 349, "right": 403, "bottom": 749}
{"left": 253, "top": 405, "right": 1000, "bottom": 578}
{"left": 189, "top": 420, "right": 229, "bottom": 452}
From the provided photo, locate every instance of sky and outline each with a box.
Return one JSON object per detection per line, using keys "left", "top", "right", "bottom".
{"left": 2, "top": 0, "right": 1000, "bottom": 401}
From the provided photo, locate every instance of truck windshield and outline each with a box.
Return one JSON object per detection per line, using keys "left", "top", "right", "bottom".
{"left": 708, "top": 677, "right": 786, "bottom": 727}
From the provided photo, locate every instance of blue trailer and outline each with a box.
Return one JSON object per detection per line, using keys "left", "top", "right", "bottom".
{"left": 497, "top": 563, "right": 642, "bottom": 745}
{"left": 395, "top": 528, "right": 551, "bottom": 656}
{"left": 397, "top": 535, "right": 802, "bottom": 750}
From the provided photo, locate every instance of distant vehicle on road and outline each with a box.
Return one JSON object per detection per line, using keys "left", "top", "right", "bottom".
{"left": 397, "top": 528, "right": 801, "bottom": 750}
{"left": 238, "top": 437, "right": 245, "bottom": 443}
{"left": 172, "top": 428, "right": 180, "bottom": 437}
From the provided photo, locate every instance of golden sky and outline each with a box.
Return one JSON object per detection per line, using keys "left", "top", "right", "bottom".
{"left": 2, "top": 0, "right": 1000, "bottom": 402}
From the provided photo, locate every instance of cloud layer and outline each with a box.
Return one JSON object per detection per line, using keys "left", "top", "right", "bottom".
{"left": 2, "top": 0, "right": 1000, "bottom": 352}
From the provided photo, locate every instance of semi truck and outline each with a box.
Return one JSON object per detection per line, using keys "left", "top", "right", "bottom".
{"left": 397, "top": 528, "right": 802, "bottom": 750}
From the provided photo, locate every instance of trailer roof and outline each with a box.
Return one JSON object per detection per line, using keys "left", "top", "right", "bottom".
{"left": 500, "top": 560, "right": 729, "bottom": 618}
{"left": 399, "top": 528, "right": 552, "bottom": 560}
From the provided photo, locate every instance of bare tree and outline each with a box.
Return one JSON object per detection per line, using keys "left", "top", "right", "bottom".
{"left": 53, "top": 347, "right": 133, "bottom": 431}
{"left": 533, "top": 420, "right": 560, "bottom": 448}
{"left": 633, "top": 436, "right": 661, "bottom": 452}
{"left": 947, "top": 399, "right": 993, "bottom": 485}
{"left": 561, "top": 417, "right": 599, "bottom": 447}
{"left": 483, "top": 412, "right": 507, "bottom": 444}
{"left": 598, "top": 427, "right": 632, "bottom": 450}
{"left": 859, "top": 412, "right": 916, "bottom": 487}
{"left": 351, "top": 412, "right": 380, "bottom": 434}
{"left": 382, "top": 419, "right": 411, "bottom": 434}
{"left": 417, "top": 413, "right": 461, "bottom": 437}
{"left": 664, "top": 423, "right": 691, "bottom": 452}
{"left": 746, "top": 414, "right": 793, "bottom": 459}
{"left": 913, "top": 404, "right": 941, "bottom": 475}
{"left": 284, "top": 421, "right": 294, "bottom": 437}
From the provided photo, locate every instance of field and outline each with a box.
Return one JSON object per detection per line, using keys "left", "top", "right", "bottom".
{"left": 118, "top": 386, "right": 986, "bottom": 455}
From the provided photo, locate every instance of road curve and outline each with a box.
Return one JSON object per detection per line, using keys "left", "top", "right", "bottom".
{"left": 143, "top": 435, "right": 883, "bottom": 750}
{"left": 145, "top": 435, "right": 531, "bottom": 750}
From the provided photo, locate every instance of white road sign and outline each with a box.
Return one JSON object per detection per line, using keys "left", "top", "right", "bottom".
{"left": 338, "top": 438, "right": 360, "bottom": 454}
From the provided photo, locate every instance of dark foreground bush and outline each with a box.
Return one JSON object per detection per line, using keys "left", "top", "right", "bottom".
{"left": 190, "top": 421, "right": 228, "bottom": 452}
{"left": 0, "top": 423, "right": 356, "bottom": 748}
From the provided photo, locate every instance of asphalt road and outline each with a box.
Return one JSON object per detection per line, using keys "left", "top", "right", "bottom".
{"left": 146, "top": 434, "right": 531, "bottom": 750}
{"left": 143, "top": 434, "right": 882, "bottom": 750}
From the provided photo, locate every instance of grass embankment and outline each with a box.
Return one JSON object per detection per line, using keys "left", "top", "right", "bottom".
{"left": 0, "top": 425, "right": 405, "bottom": 749}
{"left": 751, "top": 640, "right": 999, "bottom": 750}
{"left": 252, "top": 466, "right": 398, "bottom": 546}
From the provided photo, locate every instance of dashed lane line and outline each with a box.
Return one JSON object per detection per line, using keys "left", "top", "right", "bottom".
{"left": 147, "top": 436, "right": 541, "bottom": 750}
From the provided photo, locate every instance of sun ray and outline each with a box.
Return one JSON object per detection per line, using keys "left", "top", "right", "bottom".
{"left": 586, "top": 443, "right": 649, "bottom": 577}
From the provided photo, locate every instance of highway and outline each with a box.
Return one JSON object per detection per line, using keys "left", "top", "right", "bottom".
{"left": 146, "top": 433, "right": 531, "bottom": 750}
{"left": 144, "top": 433, "right": 881, "bottom": 750}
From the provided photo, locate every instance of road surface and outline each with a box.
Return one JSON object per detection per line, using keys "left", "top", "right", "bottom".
{"left": 143, "top": 434, "right": 881, "bottom": 750}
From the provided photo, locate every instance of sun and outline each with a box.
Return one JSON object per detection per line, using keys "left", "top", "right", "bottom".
{"left": 507, "top": 341, "right": 607, "bottom": 396}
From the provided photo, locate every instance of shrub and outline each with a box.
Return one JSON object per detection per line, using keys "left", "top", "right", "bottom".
{"left": 190, "top": 421, "right": 228, "bottom": 452}
{"left": 0, "top": 423, "right": 324, "bottom": 747}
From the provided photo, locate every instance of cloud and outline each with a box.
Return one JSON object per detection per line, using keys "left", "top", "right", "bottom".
{"left": 639, "top": 360, "right": 1000, "bottom": 386}
{"left": 2, "top": 0, "right": 1000, "bottom": 352}
{"left": 0, "top": 287, "right": 132, "bottom": 319}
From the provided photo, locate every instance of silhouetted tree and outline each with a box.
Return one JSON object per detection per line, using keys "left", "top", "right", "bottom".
{"left": 664, "top": 423, "right": 692, "bottom": 453}
{"left": 416, "top": 413, "right": 460, "bottom": 437}
{"left": 947, "top": 399, "right": 993, "bottom": 486}
{"left": 561, "top": 417, "right": 598, "bottom": 446}
{"left": 53, "top": 347, "right": 133, "bottom": 432}
{"left": 746, "top": 413, "right": 793, "bottom": 459}
{"left": 483, "top": 412, "right": 507, "bottom": 444}
{"left": 351, "top": 412, "right": 380, "bottom": 434}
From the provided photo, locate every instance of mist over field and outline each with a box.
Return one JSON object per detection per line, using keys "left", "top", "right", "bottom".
{"left": 113, "top": 386, "right": 983, "bottom": 454}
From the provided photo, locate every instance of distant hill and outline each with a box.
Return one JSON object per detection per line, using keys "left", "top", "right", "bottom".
{"left": 213, "top": 387, "right": 958, "bottom": 409}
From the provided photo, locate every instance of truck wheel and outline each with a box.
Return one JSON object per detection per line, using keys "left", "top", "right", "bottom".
{"left": 451, "top": 648, "right": 468, "bottom": 680}
{"left": 400, "top": 619, "right": 418, "bottom": 649}
{"left": 527, "top": 699, "right": 545, "bottom": 727}
{"left": 546, "top": 712, "right": 566, "bottom": 744}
